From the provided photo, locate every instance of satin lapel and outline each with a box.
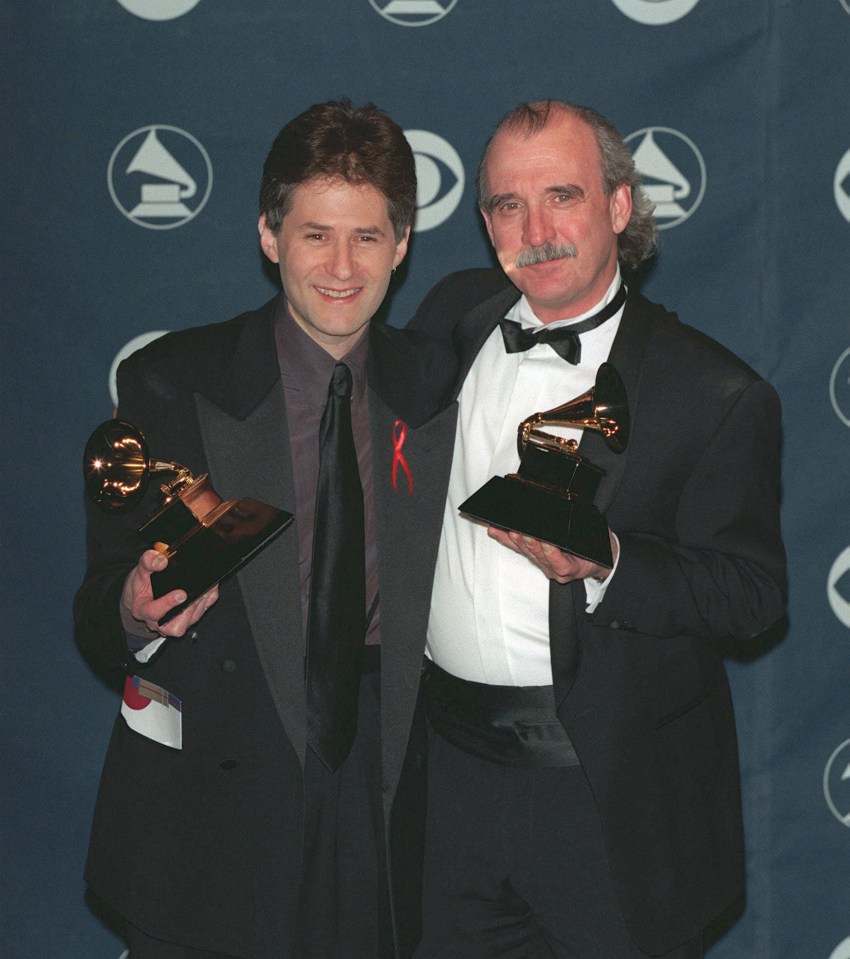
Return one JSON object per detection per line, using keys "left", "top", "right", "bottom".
{"left": 551, "top": 296, "right": 654, "bottom": 707}
{"left": 194, "top": 312, "right": 307, "bottom": 764}
{"left": 450, "top": 287, "right": 521, "bottom": 400}
{"left": 369, "top": 393, "right": 458, "bottom": 802}
{"left": 577, "top": 294, "right": 653, "bottom": 514}
{"left": 549, "top": 578, "right": 585, "bottom": 705}
{"left": 367, "top": 322, "right": 454, "bottom": 428}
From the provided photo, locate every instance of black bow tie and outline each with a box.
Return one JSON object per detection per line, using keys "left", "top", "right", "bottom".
{"left": 499, "top": 282, "right": 627, "bottom": 365}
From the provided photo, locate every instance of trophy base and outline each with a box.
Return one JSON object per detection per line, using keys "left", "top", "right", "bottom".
{"left": 149, "top": 497, "right": 293, "bottom": 625}
{"left": 459, "top": 475, "right": 613, "bottom": 568}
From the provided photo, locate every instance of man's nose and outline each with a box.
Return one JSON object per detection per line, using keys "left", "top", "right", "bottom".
{"left": 522, "top": 205, "right": 553, "bottom": 248}
{"left": 328, "top": 240, "right": 354, "bottom": 279}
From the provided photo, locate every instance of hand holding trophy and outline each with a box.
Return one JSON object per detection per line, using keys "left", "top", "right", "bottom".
{"left": 83, "top": 420, "right": 292, "bottom": 625}
{"left": 458, "top": 363, "right": 629, "bottom": 568}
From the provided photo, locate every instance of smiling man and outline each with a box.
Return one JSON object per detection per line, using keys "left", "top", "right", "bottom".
{"left": 410, "top": 100, "right": 787, "bottom": 958}
{"left": 75, "top": 100, "right": 453, "bottom": 959}
{"left": 258, "top": 175, "right": 407, "bottom": 357}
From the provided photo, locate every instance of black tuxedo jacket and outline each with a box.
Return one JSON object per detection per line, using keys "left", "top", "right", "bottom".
{"left": 410, "top": 269, "right": 787, "bottom": 955}
{"left": 74, "top": 295, "right": 458, "bottom": 958}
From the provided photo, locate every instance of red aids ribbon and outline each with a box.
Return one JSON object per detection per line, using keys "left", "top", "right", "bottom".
{"left": 392, "top": 420, "right": 413, "bottom": 495}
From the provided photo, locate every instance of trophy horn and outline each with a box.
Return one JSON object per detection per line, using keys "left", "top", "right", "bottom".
{"left": 517, "top": 362, "right": 630, "bottom": 458}
{"left": 83, "top": 419, "right": 194, "bottom": 512}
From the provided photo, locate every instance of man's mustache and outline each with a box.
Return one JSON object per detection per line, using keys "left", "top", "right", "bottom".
{"left": 515, "top": 242, "right": 578, "bottom": 268}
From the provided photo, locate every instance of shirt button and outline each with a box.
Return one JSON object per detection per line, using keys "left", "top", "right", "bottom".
{"left": 221, "top": 659, "right": 237, "bottom": 673}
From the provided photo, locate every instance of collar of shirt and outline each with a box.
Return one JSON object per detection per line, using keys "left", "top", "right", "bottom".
{"left": 273, "top": 298, "right": 369, "bottom": 410}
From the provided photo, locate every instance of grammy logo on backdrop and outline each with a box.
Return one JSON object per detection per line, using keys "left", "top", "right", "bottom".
{"left": 458, "top": 363, "right": 629, "bottom": 568}
{"left": 83, "top": 420, "right": 292, "bottom": 624}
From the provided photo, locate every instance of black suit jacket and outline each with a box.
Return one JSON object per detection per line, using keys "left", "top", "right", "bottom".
{"left": 410, "top": 269, "right": 787, "bottom": 955}
{"left": 74, "top": 295, "right": 458, "bottom": 958}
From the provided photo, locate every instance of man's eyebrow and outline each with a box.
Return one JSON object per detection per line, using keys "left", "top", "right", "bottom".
{"left": 547, "top": 184, "right": 585, "bottom": 199}
{"left": 486, "top": 192, "right": 517, "bottom": 211}
{"left": 300, "top": 221, "right": 387, "bottom": 236}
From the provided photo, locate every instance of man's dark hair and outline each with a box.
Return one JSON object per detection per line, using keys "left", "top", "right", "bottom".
{"left": 477, "top": 99, "right": 657, "bottom": 270}
{"left": 259, "top": 98, "right": 416, "bottom": 241}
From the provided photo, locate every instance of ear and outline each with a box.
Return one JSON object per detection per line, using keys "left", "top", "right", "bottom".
{"left": 393, "top": 226, "right": 411, "bottom": 269}
{"left": 610, "top": 184, "right": 632, "bottom": 236}
{"left": 258, "top": 214, "right": 280, "bottom": 264}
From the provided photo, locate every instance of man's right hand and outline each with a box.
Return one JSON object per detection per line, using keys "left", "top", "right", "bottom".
{"left": 121, "top": 549, "right": 219, "bottom": 638}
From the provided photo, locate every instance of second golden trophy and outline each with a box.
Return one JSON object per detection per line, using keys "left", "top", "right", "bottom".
{"left": 458, "top": 363, "right": 629, "bottom": 568}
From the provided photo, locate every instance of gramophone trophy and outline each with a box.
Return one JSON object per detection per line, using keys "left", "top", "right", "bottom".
{"left": 458, "top": 363, "right": 629, "bottom": 568}
{"left": 83, "top": 420, "right": 293, "bottom": 625}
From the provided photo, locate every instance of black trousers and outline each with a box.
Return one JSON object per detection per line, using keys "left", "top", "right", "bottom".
{"left": 126, "top": 667, "right": 391, "bottom": 959}
{"left": 414, "top": 727, "right": 702, "bottom": 959}
{"left": 295, "top": 667, "right": 393, "bottom": 959}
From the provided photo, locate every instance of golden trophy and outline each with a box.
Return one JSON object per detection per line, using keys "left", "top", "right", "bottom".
{"left": 458, "top": 363, "right": 629, "bottom": 567}
{"left": 83, "top": 420, "right": 293, "bottom": 624}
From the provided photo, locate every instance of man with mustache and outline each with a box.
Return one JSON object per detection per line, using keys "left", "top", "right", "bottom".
{"left": 409, "top": 100, "right": 787, "bottom": 958}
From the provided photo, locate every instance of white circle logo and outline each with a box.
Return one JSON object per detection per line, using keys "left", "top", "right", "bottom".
{"left": 610, "top": 0, "right": 700, "bottom": 25}
{"left": 830, "top": 347, "right": 850, "bottom": 428}
{"left": 828, "top": 547, "right": 850, "bottom": 629}
{"left": 835, "top": 150, "right": 850, "bottom": 223}
{"left": 824, "top": 740, "right": 850, "bottom": 827}
{"left": 830, "top": 937, "right": 850, "bottom": 959}
{"left": 115, "top": 0, "right": 202, "bottom": 20}
{"left": 405, "top": 130, "right": 465, "bottom": 231}
{"left": 108, "top": 126, "right": 213, "bottom": 230}
{"left": 109, "top": 331, "right": 170, "bottom": 408}
{"left": 625, "top": 127, "right": 706, "bottom": 229}
{"left": 369, "top": 0, "right": 458, "bottom": 26}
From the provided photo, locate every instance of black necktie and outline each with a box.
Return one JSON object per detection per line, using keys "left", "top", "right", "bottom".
{"left": 305, "top": 362, "right": 366, "bottom": 771}
{"left": 499, "top": 282, "right": 627, "bottom": 365}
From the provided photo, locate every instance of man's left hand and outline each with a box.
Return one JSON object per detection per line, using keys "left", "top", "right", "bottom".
{"left": 487, "top": 527, "right": 616, "bottom": 584}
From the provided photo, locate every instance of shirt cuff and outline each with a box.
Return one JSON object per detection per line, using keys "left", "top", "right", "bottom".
{"left": 583, "top": 532, "right": 620, "bottom": 612}
{"left": 121, "top": 601, "right": 167, "bottom": 662}
{"left": 128, "top": 635, "right": 168, "bottom": 663}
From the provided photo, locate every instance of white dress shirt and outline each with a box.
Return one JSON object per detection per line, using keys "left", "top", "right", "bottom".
{"left": 426, "top": 271, "right": 625, "bottom": 685}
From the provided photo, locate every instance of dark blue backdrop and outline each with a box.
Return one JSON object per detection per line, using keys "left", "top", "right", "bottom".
{"left": 3, "top": 1, "right": 849, "bottom": 956}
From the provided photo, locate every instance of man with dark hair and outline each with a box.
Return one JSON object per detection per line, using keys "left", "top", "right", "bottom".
{"left": 409, "top": 100, "right": 786, "bottom": 957}
{"left": 75, "top": 99, "right": 452, "bottom": 959}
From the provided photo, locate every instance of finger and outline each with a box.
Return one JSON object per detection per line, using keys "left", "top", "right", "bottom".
{"left": 517, "top": 537, "right": 555, "bottom": 570}
{"left": 168, "top": 585, "right": 220, "bottom": 632}
{"left": 137, "top": 589, "right": 189, "bottom": 635}
{"left": 200, "top": 584, "right": 220, "bottom": 610}
{"left": 510, "top": 531, "right": 533, "bottom": 553}
{"left": 123, "top": 550, "right": 168, "bottom": 615}
{"left": 487, "top": 527, "right": 519, "bottom": 551}
{"left": 138, "top": 548, "right": 169, "bottom": 574}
